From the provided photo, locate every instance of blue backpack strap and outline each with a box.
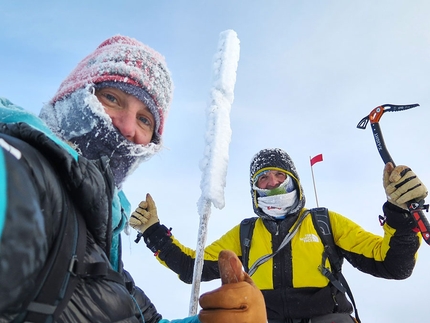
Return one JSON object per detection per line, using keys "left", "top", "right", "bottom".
{"left": 239, "top": 217, "right": 257, "bottom": 273}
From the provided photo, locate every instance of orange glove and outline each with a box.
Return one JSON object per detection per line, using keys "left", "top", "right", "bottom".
{"left": 198, "top": 250, "right": 267, "bottom": 323}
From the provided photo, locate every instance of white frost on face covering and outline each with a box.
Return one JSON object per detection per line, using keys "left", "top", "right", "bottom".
{"left": 40, "top": 86, "right": 110, "bottom": 139}
{"left": 257, "top": 190, "right": 298, "bottom": 218}
{"left": 39, "top": 86, "right": 161, "bottom": 188}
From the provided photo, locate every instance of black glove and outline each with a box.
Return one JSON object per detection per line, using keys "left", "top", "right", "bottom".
{"left": 383, "top": 202, "right": 417, "bottom": 232}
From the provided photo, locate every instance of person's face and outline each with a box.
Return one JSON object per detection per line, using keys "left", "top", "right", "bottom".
{"left": 95, "top": 87, "right": 155, "bottom": 145}
{"left": 256, "top": 170, "right": 287, "bottom": 190}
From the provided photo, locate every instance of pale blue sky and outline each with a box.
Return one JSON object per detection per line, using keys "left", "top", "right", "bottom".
{"left": 2, "top": 1, "right": 430, "bottom": 321}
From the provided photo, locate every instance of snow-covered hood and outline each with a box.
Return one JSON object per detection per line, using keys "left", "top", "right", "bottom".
{"left": 0, "top": 97, "right": 78, "bottom": 159}
{"left": 249, "top": 148, "right": 306, "bottom": 220}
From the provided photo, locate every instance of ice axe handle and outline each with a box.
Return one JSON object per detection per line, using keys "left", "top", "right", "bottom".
{"left": 408, "top": 201, "right": 430, "bottom": 242}
{"left": 371, "top": 122, "right": 430, "bottom": 243}
{"left": 370, "top": 123, "right": 394, "bottom": 165}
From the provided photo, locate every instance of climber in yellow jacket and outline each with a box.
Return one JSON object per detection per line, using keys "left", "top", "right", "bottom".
{"left": 130, "top": 148, "right": 427, "bottom": 323}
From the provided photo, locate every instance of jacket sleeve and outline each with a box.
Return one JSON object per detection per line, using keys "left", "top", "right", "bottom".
{"left": 331, "top": 203, "right": 420, "bottom": 279}
{"left": 122, "top": 269, "right": 163, "bottom": 323}
{"left": 142, "top": 223, "right": 241, "bottom": 284}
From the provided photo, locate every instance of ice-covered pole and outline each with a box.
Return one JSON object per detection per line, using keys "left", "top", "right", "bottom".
{"left": 189, "top": 29, "right": 240, "bottom": 316}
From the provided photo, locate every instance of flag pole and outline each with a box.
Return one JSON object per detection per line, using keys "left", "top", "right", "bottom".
{"left": 310, "top": 156, "right": 319, "bottom": 207}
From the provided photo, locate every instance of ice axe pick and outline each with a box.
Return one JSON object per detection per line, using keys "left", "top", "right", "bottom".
{"left": 357, "top": 104, "right": 430, "bottom": 245}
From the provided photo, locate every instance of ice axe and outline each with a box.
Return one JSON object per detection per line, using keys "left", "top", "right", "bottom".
{"left": 357, "top": 104, "right": 430, "bottom": 245}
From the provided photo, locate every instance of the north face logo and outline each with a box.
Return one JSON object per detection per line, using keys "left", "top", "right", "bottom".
{"left": 300, "top": 234, "right": 319, "bottom": 243}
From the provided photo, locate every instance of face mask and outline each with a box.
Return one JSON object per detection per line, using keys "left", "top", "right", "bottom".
{"left": 40, "top": 87, "right": 160, "bottom": 188}
{"left": 257, "top": 190, "right": 298, "bottom": 218}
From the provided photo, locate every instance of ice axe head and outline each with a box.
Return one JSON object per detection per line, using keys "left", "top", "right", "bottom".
{"left": 356, "top": 103, "right": 419, "bottom": 166}
{"left": 357, "top": 103, "right": 419, "bottom": 130}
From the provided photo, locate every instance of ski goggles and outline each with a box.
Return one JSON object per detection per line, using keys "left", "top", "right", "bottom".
{"left": 253, "top": 169, "right": 296, "bottom": 197}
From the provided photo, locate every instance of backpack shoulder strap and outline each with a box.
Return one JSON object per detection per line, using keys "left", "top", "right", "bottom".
{"left": 311, "top": 207, "right": 342, "bottom": 271}
{"left": 17, "top": 209, "right": 125, "bottom": 323}
{"left": 239, "top": 217, "right": 257, "bottom": 273}
{"left": 310, "top": 207, "right": 361, "bottom": 323}
{"left": 16, "top": 211, "right": 87, "bottom": 323}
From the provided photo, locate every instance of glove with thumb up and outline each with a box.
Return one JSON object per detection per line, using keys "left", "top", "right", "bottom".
{"left": 198, "top": 250, "right": 267, "bottom": 323}
{"left": 383, "top": 162, "right": 428, "bottom": 210}
{"left": 129, "top": 193, "right": 159, "bottom": 234}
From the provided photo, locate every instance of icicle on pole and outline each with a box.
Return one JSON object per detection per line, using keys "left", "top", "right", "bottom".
{"left": 188, "top": 29, "right": 240, "bottom": 316}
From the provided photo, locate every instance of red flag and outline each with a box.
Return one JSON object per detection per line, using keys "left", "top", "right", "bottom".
{"left": 310, "top": 154, "right": 323, "bottom": 166}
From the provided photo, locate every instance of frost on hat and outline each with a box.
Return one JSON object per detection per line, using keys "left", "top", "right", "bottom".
{"left": 51, "top": 35, "right": 173, "bottom": 144}
{"left": 249, "top": 148, "right": 306, "bottom": 218}
{"left": 250, "top": 148, "right": 300, "bottom": 181}
{"left": 39, "top": 36, "right": 173, "bottom": 188}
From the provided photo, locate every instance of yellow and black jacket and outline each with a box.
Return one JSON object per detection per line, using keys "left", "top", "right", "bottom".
{"left": 143, "top": 148, "right": 420, "bottom": 321}
{"left": 143, "top": 203, "right": 420, "bottom": 320}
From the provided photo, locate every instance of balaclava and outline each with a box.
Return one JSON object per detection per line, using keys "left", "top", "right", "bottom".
{"left": 39, "top": 35, "right": 173, "bottom": 188}
{"left": 250, "top": 148, "right": 306, "bottom": 220}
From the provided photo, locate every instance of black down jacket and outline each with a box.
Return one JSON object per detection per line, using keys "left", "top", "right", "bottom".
{"left": 0, "top": 121, "right": 161, "bottom": 323}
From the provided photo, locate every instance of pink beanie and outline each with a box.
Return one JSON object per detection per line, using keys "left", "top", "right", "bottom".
{"left": 51, "top": 35, "right": 173, "bottom": 142}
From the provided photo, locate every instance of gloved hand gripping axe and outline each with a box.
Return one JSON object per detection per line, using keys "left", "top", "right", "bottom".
{"left": 357, "top": 104, "right": 430, "bottom": 245}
